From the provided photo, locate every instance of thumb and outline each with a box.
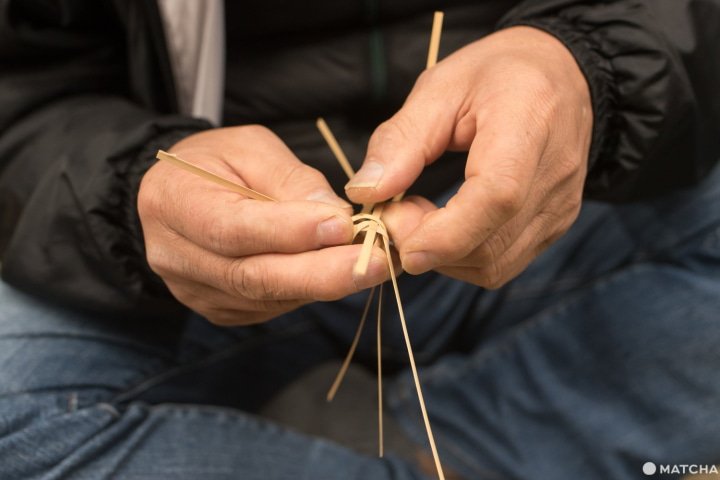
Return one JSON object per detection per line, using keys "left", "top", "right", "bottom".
{"left": 344, "top": 73, "right": 459, "bottom": 204}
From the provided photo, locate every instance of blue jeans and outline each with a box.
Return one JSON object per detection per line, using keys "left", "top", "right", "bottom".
{"left": 2, "top": 165, "right": 720, "bottom": 479}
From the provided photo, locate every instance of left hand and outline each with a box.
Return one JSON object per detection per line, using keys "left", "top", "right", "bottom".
{"left": 344, "top": 26, "right": 593, "bottom": 288}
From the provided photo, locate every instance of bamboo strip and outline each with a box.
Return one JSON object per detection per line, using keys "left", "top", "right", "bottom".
{"left": 156, "top": 145, "right": 445, "bottom": 479}
{"left": 393, "top": 11, "right": 444, "bottom": 203}
{"left": 426, "top": 12, "right": 444, "bottom": 69}
{"left": 326, "top": 286, "right": 376, "bottom": 401}
{"left": 380, "top": 229, "right": 445, "bottom": 480}
{"left": 162, "top": 11, "right": 448, "bottom": 478}
{"left": 156, "top": 150, "right": 276, "bottom": 202}
{"left": 353, "top": 203, "right": 384, "bottom": 277}
{"left": 316, "top": 118, "right": 356, "bottom": 180}
{"left": 376, "top": 283, "right": 384, "bottom": 458}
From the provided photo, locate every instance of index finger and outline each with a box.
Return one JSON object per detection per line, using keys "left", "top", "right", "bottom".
{"left": 169, "top": 196, "right": 355, "bottom": 257}
{"left": 399, "top": 105, "right": 546, "bottom": 274}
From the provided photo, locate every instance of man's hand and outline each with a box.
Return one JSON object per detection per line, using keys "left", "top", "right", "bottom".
{"left": 345, "top": 26, "right": 593, "bottom": 288}
{"left": 138, "top": 126, "right": 390, "bottom": 325}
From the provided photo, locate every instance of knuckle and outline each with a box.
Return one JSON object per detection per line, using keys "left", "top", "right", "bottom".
{"left": 487, "top": 177, "right": 524, "bottom": 218}
{"left": 204, "top": 309, "right": 238, "bottom": 327}
{"left": 164, "top": 282, "right": 187, "bottom": 302}
{"left": 204, "top": 313, "right": 228, "bottom": 326}
{"left": 137, "top": 178, "right": 162, "bottom": 220}
{"left": 414, "top": 68, "right": 438, "bottom": 91}
{"left": 520, "top": 67, "right": 557, "bottom": 109}
{"left": 532, "top": 83, "right": 562, "bottom": 129}
{"left": 433, "top": 236, "right": 465, "bottom": 262}
{"left": 275, "top": 162, "right": 304, "bottom": 192}
{"left": 243, "top": 124, "right": 273, "bottom": 138}
{"left": 297, "top": 275, "right": 316, "bottom": 300}
{"left": 166, "top": 283, "right": 205, "bottom": 313}
{"left": 145, "top": 245, "right": 170, "bottom": 276}
{"left": 478, "top": 263, "right": 506, "bottom": 290}
{"left": 205, "top": 219, "right": 230, "bottom": 254}
{"left": 226, "top": 259, "right": 277, "bottom": 301}
{"left": 204, "top": 202, "right": 285, "bottom": 257}
{"left": 532, "top": 70, "right": 556, "bottom": 101}
{"left": 412, "top": 226, "right": 466, "bottom": 264}
{"left": 204, "top": 210, "right": 246, "bottom": 254}
{"left": 372, "top": 120, "right": 405, "bottom": 147}
{"left": 371, "top": 117, "right": 416, "bottom": 154}
{"left": 485, "top": 276, "right": 508, "bottom": 290}
{"left": 225, "top": 258, "right": 253, "bottom": 298}
{"left": 301, "top": 165, "right": 329, "bottom": 187}
{"left": 276, "top": 162, "right": 325, "bottom": 194}
{"left": 369, "top": 114, "right": 435, "bottom": 166}
{"left": 473, "top": 234, "right": 505, "bottom": 267}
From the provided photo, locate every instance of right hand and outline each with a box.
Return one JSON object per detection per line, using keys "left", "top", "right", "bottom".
{"left": 138, "top": 125, "right": 391, "bottom": 325}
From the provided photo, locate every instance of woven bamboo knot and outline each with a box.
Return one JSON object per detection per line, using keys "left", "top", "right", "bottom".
{"left": 156, "top": 11, "right": 446, "bottom": 479}
{"left": 352, "top": 212, "right": 388, "bottom": 239}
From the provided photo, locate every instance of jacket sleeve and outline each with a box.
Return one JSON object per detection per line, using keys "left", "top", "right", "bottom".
{"left": 498, "top": 0, "right": 720, "bottom": 201}
{"left": 0, "top": 0, "right": 211, "bottom": 317}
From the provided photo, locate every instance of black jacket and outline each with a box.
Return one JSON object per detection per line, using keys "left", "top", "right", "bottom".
{"left": 1, "top": 0, "right": 719, "bottom": 318}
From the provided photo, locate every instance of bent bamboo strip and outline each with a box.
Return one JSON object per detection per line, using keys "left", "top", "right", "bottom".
{"left": 379, "top": 225, "right": 445, "bottom": 480}
{"left": 161, "top": 11, "right": 447, "bottom": 478}
{"left": 326, "top": 286, "right": 376, "bottom": 402}
{"left": 155, "top": 148, "right": 445, "bottom": 479}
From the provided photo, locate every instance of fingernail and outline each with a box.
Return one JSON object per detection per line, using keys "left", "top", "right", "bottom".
{"left": 345, "top": 162, "right": 384, "bottom": 190}
{"left": 317, "top": 215, "right": 351, "bottom": 246}
{"left": 352, "top": 254, "right": 388, "bottom": 290}
{"left": 306, "top": 190, "right": 352, "bottom": 210}
{"left": 402, "top": 251, "right": 434, "bottom": 273}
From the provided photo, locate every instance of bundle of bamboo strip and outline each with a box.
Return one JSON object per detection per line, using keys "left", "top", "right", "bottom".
{"left": 156, "top": 12, "right": 446, "bottom": 480}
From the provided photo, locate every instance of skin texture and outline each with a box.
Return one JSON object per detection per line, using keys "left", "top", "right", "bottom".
{"left": 347, "top": 26, "right": 593, "bottom": 288}
{"left": 138, "top": 126, "right": 391, "bottom": 325}
{"left": 138, "top": 26, "right": 592, "bottom": 325}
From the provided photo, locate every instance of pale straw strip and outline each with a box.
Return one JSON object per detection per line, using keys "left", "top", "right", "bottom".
{"left": 157, "top": 146, "right": 444, "bottom": 474}
{"left": 354, "top": 203, "right": 385, "bottom": 277}
{"left": 316, "top": 118, "right": 356, "bottom": 180}
{"left": 393, "top": 11, "right": 444, "bottom": 203}
{"left": 315, "top": 119, "right": 375, "bottom": 214}
{"left": 327, "top": 286, "right": 377, "bottom": 401}
{"left": 376, "top": 283, "right": 384, "bottom": 458}
{"left": 426, "top": 11, "right": 444, "bottom": 69}
{"left": 313, "top": 119, "right": 385, "bottom": 276}
{"left": 380, "top": 229, "right": 445, "bottom": 480}
{"left": 317, "top": 13, "right": 447, "bottom": 476}
{"left": 156, "top": 150, "right": 276, "bottom": 202}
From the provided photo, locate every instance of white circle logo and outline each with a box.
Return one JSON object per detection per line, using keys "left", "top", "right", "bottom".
{"left": 643, "top": 462, "right": 657, "bottom": 475}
